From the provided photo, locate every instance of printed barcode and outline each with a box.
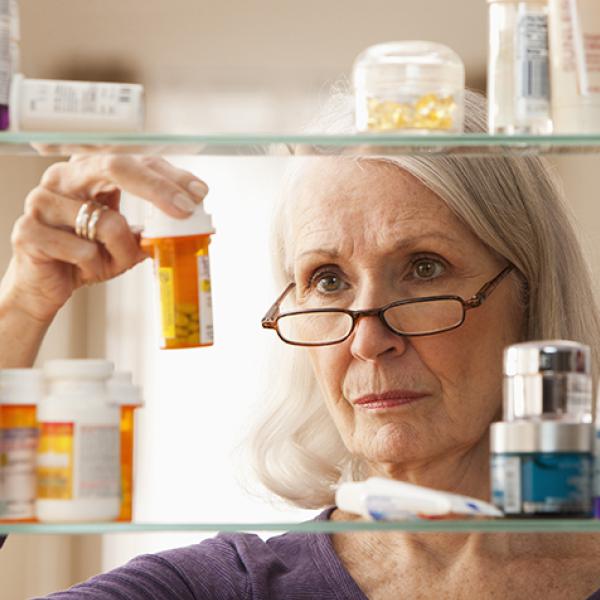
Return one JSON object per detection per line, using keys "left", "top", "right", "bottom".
{"left": 522, "top": 59, "right": 549, "bottom": 99}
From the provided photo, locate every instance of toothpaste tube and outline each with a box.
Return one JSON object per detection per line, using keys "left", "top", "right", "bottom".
{"left": 335, "top": 477, "right": 503, "bottom": 520}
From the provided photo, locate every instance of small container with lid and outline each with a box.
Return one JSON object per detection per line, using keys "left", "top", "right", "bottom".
{"left": 141, "top": 203, "right": 215, "bottom": 350}
{"left": 0, "top": 369, "right": 42, "bottom": 521}
{"left": 107, "top": 372, "right": 143, "bottom": 522}
{"left": 491, "top": 340, "right": 593, "bottom": 517}
{"left": 37, "top": 359, "right": 120, "bottom": 522}
{"left": 353, "top": 41, "right": 465, "bottom": 133}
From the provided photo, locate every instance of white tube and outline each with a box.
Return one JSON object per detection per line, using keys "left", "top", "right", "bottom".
{"left": 9, "top": 74, "right": 145, "bottom": 132}
{"left": 335, "top": 477, "right": 503, "bottom": 520}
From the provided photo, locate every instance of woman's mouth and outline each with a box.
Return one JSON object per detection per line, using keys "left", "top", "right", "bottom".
{"left": 352, "top": 390, "right": 429, "bottom": 410}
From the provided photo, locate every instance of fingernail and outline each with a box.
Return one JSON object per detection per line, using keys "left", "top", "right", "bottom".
{"left": 188, "top": 180, "right": 209, "bottom": 200}
{"left": 172, "top": 193, "right": 196, "bottom": 214}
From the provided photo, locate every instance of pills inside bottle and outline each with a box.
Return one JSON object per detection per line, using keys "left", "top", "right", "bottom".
{"left": 353, "top": 41, "right": 465, "bottom": 133}
{"left": 141, "top": 202, "right": 215, "bottom": 350}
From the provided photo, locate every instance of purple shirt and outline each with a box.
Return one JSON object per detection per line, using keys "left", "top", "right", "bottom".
{"left": 36, "top": 508, "right": 366, "bottom": 599}
{"left": 32, "top": 508, "right": 600, "bottom": 599}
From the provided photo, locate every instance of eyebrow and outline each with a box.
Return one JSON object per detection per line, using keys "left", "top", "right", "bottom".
{"left": 296, "top": 232, "right": 463, "bottom": 261}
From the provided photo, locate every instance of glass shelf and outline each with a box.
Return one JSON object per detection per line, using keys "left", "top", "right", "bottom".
{"left": 3, "top": 132, "right": 600, "bottom": 156}
{"left": 2, "top": 519, "right": 600, "bottom": 535}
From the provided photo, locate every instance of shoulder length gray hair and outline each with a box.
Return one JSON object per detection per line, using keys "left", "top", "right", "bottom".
{"left": 248, "top": 89, "right": 600, "bottom": 509}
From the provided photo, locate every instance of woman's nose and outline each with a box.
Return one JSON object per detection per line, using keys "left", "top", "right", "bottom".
{"left": 349, "top": 314, "right": 408, "bottom": 362}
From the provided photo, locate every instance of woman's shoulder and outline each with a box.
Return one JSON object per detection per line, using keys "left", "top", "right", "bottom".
{"left": 37, "top": 507, "right": 366, "bottom": 599}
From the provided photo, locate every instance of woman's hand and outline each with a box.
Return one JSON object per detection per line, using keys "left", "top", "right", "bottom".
{"left": 0, "top": 154, "right": 208, "bottom": 365}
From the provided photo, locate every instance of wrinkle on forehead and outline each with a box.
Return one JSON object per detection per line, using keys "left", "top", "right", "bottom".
{"left": 287, "top": 158, "right": 467, "bottom": 266}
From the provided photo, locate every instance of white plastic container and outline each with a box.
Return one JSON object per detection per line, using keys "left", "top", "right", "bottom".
{"left": 353, "top": 41, "right": 465, "bottom": 133}
{"left": 487, "top": 0, "right": 552, "bottom": 134}
{"left": 37, "top": 359, "right": 120, "bottom": 522}
{"left": 549, "top": 0, "right": 600, "bottom": 132}
{"left": 0, "top": 0, "right": 19, "bottom": 130}
{"left": 0, "top": 369, "right": 42, "bottom": 521}
{"left": 9, "top": 73, "right": 145, "bottom": 132}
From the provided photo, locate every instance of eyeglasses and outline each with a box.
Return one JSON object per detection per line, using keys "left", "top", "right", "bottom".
{"left": 261, "top": 265, "right": 514, "bottom": 346}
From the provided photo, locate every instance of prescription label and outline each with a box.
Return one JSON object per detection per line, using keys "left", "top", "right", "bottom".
{"left": 78, "top": 424, "right": 120, "bottom": 499}
{"left": 158, "top": 266, "right": 176, "bottom": 339}
{"left": 37, "top": 422, "right": 74, "bottom": 500}
{"left": 197, "top": 253, "right": 214, "bottom": 345}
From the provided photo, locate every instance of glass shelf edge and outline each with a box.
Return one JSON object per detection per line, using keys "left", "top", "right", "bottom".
{"left": 2, "top": 132, "right": 600, "bottom": 156}
{"left": 1, "top": 519, "right": 600, "bottom": 534}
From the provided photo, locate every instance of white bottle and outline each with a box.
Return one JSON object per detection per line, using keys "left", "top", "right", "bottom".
{"left": 37, "top": 359, "right": 120, "bottom": 522}
{"left": 0, "top": 368, "right": 42, "bottom": 521}
{"left": 9, "top": 74, "right": 145, "bottom": 132}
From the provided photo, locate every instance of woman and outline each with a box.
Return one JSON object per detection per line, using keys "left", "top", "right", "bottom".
{"left": 2, "top": 91, "right": 600, "bottom": 599}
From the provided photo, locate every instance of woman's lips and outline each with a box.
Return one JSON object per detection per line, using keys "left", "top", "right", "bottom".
{"left": 352, "top": 390, "right": 429, "bottom": 410}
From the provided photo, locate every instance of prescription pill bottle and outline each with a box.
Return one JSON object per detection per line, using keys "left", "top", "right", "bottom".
{"left": 37, "top": 359, "right": 120, "bottom": 522}
{"left": 0, "top": 369, "right": 42, "bottom": 522}
{"left": 107, "top": 372, "right": 143, "bottom": 522}
{"left": 9, "top": 73, "right": 145, "bottom": 132}
{"left": 141, "top": 203, "right": 215, "bottom": 350}
{"left": 353, "top": 41, "right": 465, "bottom": 133}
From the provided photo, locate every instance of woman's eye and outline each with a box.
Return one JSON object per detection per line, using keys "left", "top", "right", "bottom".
{"left": 412, "top": 258, "right": 445, "bottom": 280}
{"left": 314, "top": 273, "right": 343, "bottom": 293}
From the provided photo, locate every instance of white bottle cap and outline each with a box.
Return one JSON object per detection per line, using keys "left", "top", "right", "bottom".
{"left": 43, "top": 359, "right": 114, "bottom": 380}
{"left": 335, "top": 481, "right": 369, "bottom": 517}
{"left": 0, "top": 368, "right": 44, "bottom": 405}
{"left": 142, "top": 201, "right": 215, "bottom": 239}
{"left": 107, "top": 371, "right": 143, "bottom": 407}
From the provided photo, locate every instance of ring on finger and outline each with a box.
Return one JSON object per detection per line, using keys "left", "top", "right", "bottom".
{"left": 74, "top": 201, "right": 101, "bottom": 238}
{"left": 87, "top": 205, "right": 109, "bottom": 242}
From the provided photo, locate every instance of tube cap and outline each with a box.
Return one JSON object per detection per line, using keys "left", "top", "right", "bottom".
{"left": 142, "top": 201, "right": 214, "bottom": 239}
{"left": 335, "top": 481, "right": 369, "bottom": 517}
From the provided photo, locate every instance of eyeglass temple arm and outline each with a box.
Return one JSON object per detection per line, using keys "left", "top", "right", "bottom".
{"left": 261, "top": 282, "right": 296, "bottom": 327}
{"left": 464, "top": 265, "right": 514, "bottom": 308}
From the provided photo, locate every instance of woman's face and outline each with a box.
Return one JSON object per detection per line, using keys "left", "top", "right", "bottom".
{"left": 289, "top": 159, "right": 524, "bottom": 471}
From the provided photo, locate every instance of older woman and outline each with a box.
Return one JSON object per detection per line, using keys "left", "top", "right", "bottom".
{"left": 2, "top": 91, "right": 600, "bottom": 599}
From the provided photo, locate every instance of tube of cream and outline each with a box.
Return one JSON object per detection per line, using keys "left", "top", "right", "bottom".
{"left": 336, "top": 477, "right": 503, "bottom": 520}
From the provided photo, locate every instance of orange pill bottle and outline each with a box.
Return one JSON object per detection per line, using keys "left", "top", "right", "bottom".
{"left": 0, "top": 369, "right": 43, "bottom": 522}
{"left": 108, "top": 372, "right": 143, "bottom": 522}
{"left": 141, "top": 204, "right": 215, "bottom": 350}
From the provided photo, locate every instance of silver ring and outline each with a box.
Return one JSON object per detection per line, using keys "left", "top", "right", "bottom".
{"left": 87, "top": 205, "right": 109, "bottom": 242}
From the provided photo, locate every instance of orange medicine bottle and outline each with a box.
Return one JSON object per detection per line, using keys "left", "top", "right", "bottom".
{"left": 107, "top": 372, "right": 143, "bottom": 522}
{"left": 141, "top": 203, "right": 215, "bottom": 350}
{"left": 0, "top": 369, "right": 42, "bottom": 522}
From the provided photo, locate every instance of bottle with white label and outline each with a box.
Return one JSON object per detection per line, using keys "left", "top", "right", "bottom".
{"left": 141, "top": 202, "right": 215, "bottom": 350}
{"left": 37, "top": 359, "right": 120, "bottom": 522}
{"left": 487, "top": 0, "right": 552, "bottom": 134}
{"left": 9, "top": 74, "right": 144, "bottom": 132}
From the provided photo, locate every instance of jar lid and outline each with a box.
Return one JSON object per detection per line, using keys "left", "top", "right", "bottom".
{"left": 490, "top": 421, "right": 592, "bottom": 453}
{"left": 44, "top": 359, "right": 114, "bottom": 381}
{"left": 0, "top": 368, "right": 44, "bottom": 404}
{"left": 142, "top": 200, "right": 214, "bottom": 239}
{"left": 107, "top": 371, "right": 143, "bottom": 406}
{"left": 504, "top": 340, "right": 590, "bottom": 376}
{"left": 353, "top": 41, "right": 465, "bottom": 89}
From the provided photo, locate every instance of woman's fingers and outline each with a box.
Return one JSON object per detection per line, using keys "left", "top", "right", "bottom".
{"left": 40, "top": 155, "right": 208, "bottom": 218}
{"left": 23, "top": 186, "right": 147, "bottom": 276}
{"left": 11, "top": 214, "right": 105, "bottom": 283}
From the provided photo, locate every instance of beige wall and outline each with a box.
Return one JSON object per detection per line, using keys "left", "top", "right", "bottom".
{"left": 0, "top": 156, "right": 102, "bottom": 599}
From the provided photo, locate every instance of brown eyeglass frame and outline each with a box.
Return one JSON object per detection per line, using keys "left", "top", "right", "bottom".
{"left": 261, "top": 265, "right": 515, "bottom": 346}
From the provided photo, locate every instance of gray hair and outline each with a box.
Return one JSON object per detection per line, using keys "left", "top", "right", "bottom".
{"left": 248, "top": 88, "right": 600, "bottom": 509}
